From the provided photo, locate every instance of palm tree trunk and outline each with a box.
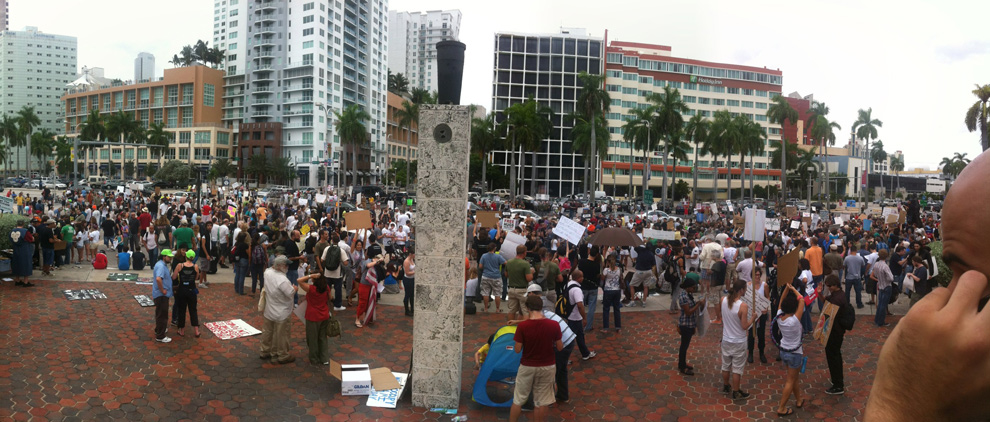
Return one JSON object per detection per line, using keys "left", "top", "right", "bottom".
{"left": 589, "top": 123, "right": 597, "bottom": 205}
{"left": 642, "top": 148, "right": 649, "bottom": 202}
{"left": 26, "top": 133, "right": 31, "bottom": 180}
{"left": 661, "top": 141, "right": 669, "bottom": 209}
{"left": 749, "top": 153, "right": 754, "bottom": 201}
{"left": 691, "top": 138, "right": 698, "bottom": 207}
{"left": 481, "top": 149, "right": 487, "bottom": 192}
{"left": 352, "top": 147, "right": 358, "bottom": 188}
{"left": 865, "top": 139, "right": 871, "bottom": 203}
{"left": 780, "top": 140, "right": 787, "bottom": 202}
{"left": 508, "top": 134, "right": 516, "bottom": 198}
{"left": 529, "top": 151, "right": 537, "bottom": 197}
{"left": 628, "top": 139, "right": 634, "bottom": 198}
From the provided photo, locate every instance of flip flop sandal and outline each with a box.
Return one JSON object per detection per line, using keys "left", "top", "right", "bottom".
{"left": 796, "top": 399, "right": 805, "bottom": 408}
{"left": 777, "top": 408, "right": 794, "bottom": 417}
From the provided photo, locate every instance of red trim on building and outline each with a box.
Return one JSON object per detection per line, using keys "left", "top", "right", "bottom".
{"left": 607, "top": 45, "right": 782, "bottom": 75}
{"left": 603, "top": 161, "right": 782, "bottom": 177}
{"left": 610, "top": 40, "right": 672, "bottom": 51}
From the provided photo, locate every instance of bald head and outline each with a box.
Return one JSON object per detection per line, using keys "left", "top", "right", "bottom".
{"left": 941, "top": 151, "right": 990, "bottom": 297}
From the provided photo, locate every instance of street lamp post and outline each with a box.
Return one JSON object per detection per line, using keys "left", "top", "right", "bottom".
{"left": 316, "top": 102, "right": 336, "bottom": 192}
{"left": 807, "top": 165, "right": 815, "bottom": 210}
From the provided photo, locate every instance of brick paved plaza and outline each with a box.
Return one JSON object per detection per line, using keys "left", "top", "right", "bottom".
{"left": 0, "top": 279, "right": 890, "bottom": 421}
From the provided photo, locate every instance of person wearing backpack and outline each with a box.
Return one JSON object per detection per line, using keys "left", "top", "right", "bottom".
{"left": 559, "top": 269, "right": 596, "bottom": 361}
{"left": 321, "top": 232, "right": 348, "bottom": 311}
{"left": 666, "top": 247, "right": 686, "bottom": 315}
{"left": 822, "top": 275, "right": 855, "bottom": 395}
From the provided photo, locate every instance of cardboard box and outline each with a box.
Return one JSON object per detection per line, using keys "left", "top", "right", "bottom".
{"left": 329, "top": 360, "right": 402, "bottom": 396}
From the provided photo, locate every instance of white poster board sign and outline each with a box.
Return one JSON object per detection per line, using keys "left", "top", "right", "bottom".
{"left": 316, "top": 194, "right": 327, "bottom": 203}
{"left": 499, "top": 232, "right": 527, "bottom": 257}
{"left": 387, "top": 200, "right": 394, "bottom": 209}
{"left": 742, "top": 283, "right": 771, "bottom": 315}
{"left": 743, "top": 208, "right": 766, "bottom": 242}
{"left": 790, "top": 220, "right": 801, "bottom": 230}
{"left": 298, "top": 198, "right": 308, "bottom": 206}
{"left": 500, "top": 218, "right": 517, "bottom": 232}
{"left": 764, "top": 219, "right": 781, "bottom": 231}
{"left": 834, "top": 217, "right": 843, "bottom": 225}
{"left": 643, "top": 229, "right": 676, "bottom": 241}
{"left": 552, "top": 216, "right": 586, "bottom": 245}
{"left": 0, "top": 196, "right": 13, "bottom": 213}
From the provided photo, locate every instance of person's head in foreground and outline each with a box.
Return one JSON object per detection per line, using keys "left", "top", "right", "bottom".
{"left": 865, "top": 150, "right": 990, "bottom": 421}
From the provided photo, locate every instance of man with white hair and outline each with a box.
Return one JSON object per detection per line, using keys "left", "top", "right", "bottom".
{"left": 260, "top": 256, "right": 298, "bottom": 364}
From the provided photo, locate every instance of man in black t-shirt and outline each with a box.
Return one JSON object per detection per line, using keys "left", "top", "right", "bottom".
{"left": 37, "top": 219, "right": 56, "bottom": 275}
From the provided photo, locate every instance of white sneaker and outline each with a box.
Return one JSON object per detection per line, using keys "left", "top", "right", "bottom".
{"left": 334, "top": 306, "right": 346, "bottom": 311}
{"left": 156, "top": 337, "right": 172, "bottom": 343}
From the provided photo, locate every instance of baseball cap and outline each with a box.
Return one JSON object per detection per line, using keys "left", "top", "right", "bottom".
{"left": 681, "top": 272, "right": 700, "bottom": 289}
{"left": 185, "top": 250, "right": 196, "bottom": 259}
{"left": 160, "top": 249, "right": 175, "bottom": 257}
{"left": 526, "top": 284, "right": 543, "bottom": 294}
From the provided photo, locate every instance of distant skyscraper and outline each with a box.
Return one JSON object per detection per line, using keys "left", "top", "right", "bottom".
{"left": 0, "top": 26, "right": 77, "bottom": 171}
{"left": 134, "top": 52, "right": 155, "bottom": 81}
{"left": 0, "top": 1, "right": 8, "bottom": 32}
{"left": 214, "top": 0, "right": 389, "bottom": 187}
{"left": 490, "top": 28, "right": 603, "bottom": 197}
{"left": 388, "top": 9, "right": 461, "bottom": 93}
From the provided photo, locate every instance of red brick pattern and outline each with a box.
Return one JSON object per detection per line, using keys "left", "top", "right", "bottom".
{"left": 0, "top": 281, "right": 889, "bottom": 420}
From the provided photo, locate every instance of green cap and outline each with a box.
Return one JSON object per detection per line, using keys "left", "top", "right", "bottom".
{"left": 160, "top": 249, "right": 174, "bottom": 257}
{"left": 681, "top": 272, "right": 700, "bottom": 289}
{"left": 185, "top": 250, "right": 196, "bottom": 259}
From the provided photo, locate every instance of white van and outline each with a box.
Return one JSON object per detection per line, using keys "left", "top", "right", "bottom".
{"left": 594, "top": 190, "right": 608, "bottom": 200}
{"left": 87, "top": 175, "right": 107, "bottom": 186}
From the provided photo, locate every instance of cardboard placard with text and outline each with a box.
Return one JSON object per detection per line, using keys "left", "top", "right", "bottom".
{"left": 898, "top": 210, "right": 906, "bottom": 224}
{"left": 813, "top": 302, "right": 839, "bottom": 346}
{"left": 344, "top": 209, "right": 374, "bottom": 231}
{"left": 777, "top": 248, "right": 801, "bottom": 288}
{"left": 785, "top": 206, "right": 797, "bottom": 218}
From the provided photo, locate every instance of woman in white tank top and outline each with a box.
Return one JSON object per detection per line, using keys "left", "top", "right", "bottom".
{"left": 721, "top": 279, "right": 754, "bottom": 401}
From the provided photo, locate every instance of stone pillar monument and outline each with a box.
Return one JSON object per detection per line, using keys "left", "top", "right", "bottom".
{"left": 411, "top": 104, "right": 471, "bottom": 408}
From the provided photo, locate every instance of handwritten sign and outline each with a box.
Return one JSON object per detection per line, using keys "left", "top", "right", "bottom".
{"left": 764, "top": 219, "right": 781, "bottom": 231}
{"left": 834, "top": 217, "right": 843, "bottom": 225}
{"left": 742, "top": 283, "right": 771, "bottom": 314}
{"left": 345, "top": 209, "right": 374, "bottom": 230}
{"left": 863, "top": 219, "right": 872, "bottom": 231}
{"left": 0, "top": 196, "right": 13, "bottom": 213}
{"left": 366, "top": 372, "right": 409, "bottom": 408}
{"left": 499, "top": 232, "right": 526, "bottom": 257}
{"left": 387, "top": 200, "right": 394, "bottom": 209}
{"left": 642, "top": 229, "right": 676, "bottom": 241}
{"left": 316, "top": 194, "right": 327, "bottom": 203}
{"left": 790, "top": 220, "right": 801, "bottom": 230}
{"left": 552, "top": 216, "right": 586, "bottom": 245}
{"left": 227, "top": 205, "right": 237, "bottom": 218}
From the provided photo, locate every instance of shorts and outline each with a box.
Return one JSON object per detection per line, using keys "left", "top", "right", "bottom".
{"left": 506, "top": 288, "right": 527, "bottom": 315}
{"left": 198, "top": 256, "right": 211, "bottom": 271}
{"left": 480, "top": 277, "right": 501, "bottom": 298}
{"left": 720, "top": 341, "right": 747, "bottom": 375}
{"left": 512, "top": 364, "right": 556, "bottom": 407}
{"left": 780, "top": 351, "right": 803, "bottom": 370}
{"left": 42, "top": 248, "right": 54, "bottom": 266}
{"left": 629, "top": 270, "right": 655, "bottom": 288}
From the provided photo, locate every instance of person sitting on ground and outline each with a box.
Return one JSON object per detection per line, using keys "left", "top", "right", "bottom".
{"left": 118, "top": 245, "right": 131, "bottom": 271}
{"left": 93, "top": 249, "right": 108, "bottom": 270}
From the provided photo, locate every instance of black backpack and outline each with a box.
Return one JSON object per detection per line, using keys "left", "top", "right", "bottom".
{"left": 323, "top": 245, "right": 342, "bottom": 272}
{"left": 555, "top": 283, "right": 581, "bottom": 318}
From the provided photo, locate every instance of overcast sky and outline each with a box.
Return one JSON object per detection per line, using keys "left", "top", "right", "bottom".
{"left": 17, "top": 0, "right": 989, "bottom": 169}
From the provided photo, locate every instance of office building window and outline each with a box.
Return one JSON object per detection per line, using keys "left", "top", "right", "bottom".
{"left": 204, "top": 84, "right": 214, "bottom": 107}
{"left": 195, "top": 131, "right": 211, "bottom": 144}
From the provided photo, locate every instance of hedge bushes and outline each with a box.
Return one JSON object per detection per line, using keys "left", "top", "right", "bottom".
{"left": 928, "top": 241, "right": 952, "bottom": 288}
{"left": 0, "top": 214, "right": 29, "bottom": 250}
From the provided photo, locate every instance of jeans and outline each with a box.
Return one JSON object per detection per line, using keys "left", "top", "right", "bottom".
{"left": 286, "top": 269, "right": 299, "bottom": 304}
{"left": 148, "top": 247, "right": 158, "bottom": 267}
{"left": 154, "top": 296, "right": 170, "bottom": 340}
{"left": 330, "top": 277, "right": 343, "bottom": 308}
{"left": 895, "top": 273, "right": 907, "bottom": 292}
{"left": 403, "top": 277, "right": 415, "bottom": 311}
{"left": 669, "top": 278, "right": 682, "bottom": 311}
{"left": 566, "top": 319, "right": 591, "bottom": 358}
{"left": 601, "top": 290, "right": 622, "bottom": 329}
{"left": 875, "top": 286, "right": 892, "bottom": 326}
{"left": 233, "top": 260, "right": 249, "bottom": 294}
{"left": 583, "top": 289, "right": 598, "bottom": 332}
{"left": 845, "top": 277, "right": 864, "bottom": 307}
{"left": 251, "top": 265, "right": 266, "bottom": 293}
{"left": 813, "top": 275, "right": 825, "bottom": 311}
{"left": 801, "top": 303, "right": 813, "bottom": 333}
{"left": 825, "top": 329, "right": 845, "bottom": 389}
{"left": 678, "top": 325, "right": 695, "bottom": 370}
{"left": 747, "top": 314, "right": 767, "bottom": 355}
{"left": 501, "top": 274, "right": 508, "bottom": 301}
{"left": 555, "top": 341, "right": 575, "bottom": 401}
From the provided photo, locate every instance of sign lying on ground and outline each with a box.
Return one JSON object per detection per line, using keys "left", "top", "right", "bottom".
{"left": 204, "top": 319, "right": 262, "bottom": 340}
{"left": 63, "top": 289, "right": 107, "bottom": 300}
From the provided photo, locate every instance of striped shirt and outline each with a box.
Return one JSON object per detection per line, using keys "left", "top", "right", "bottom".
{"left": 542, "top": 310, "right": 576, "bottom": 347}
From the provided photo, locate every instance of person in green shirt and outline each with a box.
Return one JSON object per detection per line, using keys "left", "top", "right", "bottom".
{"left": 505, "top": 244, "right": 534, "bottom": 321}
{"left": 60, "top": 218, "right": 76, "bottom": 266}
{"left": 172, "top": 221, "right": 195, "bottom": 252}
{"left": 538, "top": 248, "right": 563, "bottom": 310}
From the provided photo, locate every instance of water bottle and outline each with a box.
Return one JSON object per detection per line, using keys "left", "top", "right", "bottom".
{"left": 452, "top": 416, "right": 469, "bottom": 422}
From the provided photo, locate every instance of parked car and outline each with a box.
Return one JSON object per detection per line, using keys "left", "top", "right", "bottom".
{"left": 491, "top": 189, "right": 511, "bottom": 199}
{"left": 510, "top": 208, "right": 540, "bottom": 220}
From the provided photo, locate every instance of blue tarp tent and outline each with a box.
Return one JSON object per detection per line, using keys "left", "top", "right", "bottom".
{"left": 471, "top": 330, "right": 521, "bottom": 407}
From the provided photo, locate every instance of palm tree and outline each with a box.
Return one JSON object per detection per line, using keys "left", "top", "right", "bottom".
{"left": 664, "top": 128, "right": 690, "bottom": 202}
{"left": 738, "top": 118, "right": 766, "bottom": 201}
{"left": 78, "top": 108, "right": 105, "bottom": 179}
{"left": 575, "top": 72, "right": 611, "bottom": 203}
{"left": 705, "top": 110, "right": 742, "bottom": 201}
{"left": 871, "top": 140, "right": 887, "bottom": 197}
{"left": 766, "top": 95, "right": 799, "bottom": 201}
{"left": 965, "top": 84, "right": 990, "bottom": 151}
{"left": 409, "top": 87, "right": 436, "bottom": 106}
{"left": 623, "top": 106, "right": 658, "bottom": 199}
{"left": 504, "top": 97, "right": 552, "bottom": 197}
{"left": 684, "top": 114, "right": 709, "bottom": 206}
{"left": 793, "top": 149, "right": 819, "bottom": 198}
{"left": 941, "top": 152, "right": 971, "bottom": 181}
{"left": 105, "top": 111, "right": 141, "bottom": 179}
{"left": 30, "top": 129, "right": 55, "bottom": 176}
{"left": 194, "top": 40, "right": 209, "bottom": 64}
{"left": 570, "top": 114, "right": 609, "bottom": 196}
{"left": 0, "top": 115, "right": 18, "bottom": 177}
{"left": 806, "top": 102, "right": 841, "bottom": 203}
{"left": 208, "top": 158, "right": 237, "bottom": 181}
{"left": 889, "top": 155, "right": 904, "bottom": 194}
{"left": 852, "top": 107, "right": 883, "bottom": 202}
{"left": 246, "top": 154, "right": 270, "bottom": 185}
{"left": 388, "top": 71, "right": 410, "bottom": 97}
{"left": 471, "top": 113, "right": 503, "bottom": 193}
{"left": 15, "top": 106, "right": 40, "bottom": 178}
{"left": 646, "top": 85, "right": 689, "bottom": 207}
{"left": 333, "top": 105, "right": 370, "bottom": 188}
{"left": 394, "top": 100, "right": 419, "bottom": 191}
{"left": 145, "top": 122, "right": 172, "bottom": 174}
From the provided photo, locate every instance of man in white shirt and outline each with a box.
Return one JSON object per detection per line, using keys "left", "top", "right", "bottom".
{"left": 564, "top": 270, "right": 596, "bottom": 361}
{"left": 688, "top": 240, "right": 701, "bottom": 272}
{"left": 260, "top": 256, "right": 298, "bottom": 364}
{"left": 322, "top": 233, "right": 350, "bottom": 311}
{"left": 286, "top": 214, "right": 298, "bottom": 232}
{"left": 723, "top": 240, "right": 739, "bottom": 285}
{"left": 217, "top": 220, "right": 230, "bottom": 268}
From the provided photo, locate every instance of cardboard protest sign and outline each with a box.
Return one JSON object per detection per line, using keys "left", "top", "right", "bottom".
{"left": 499, "top": 232, "right": 526, "bottom": 257}
{"left": 742, "top": 283, "right": 771, "bottom": 315}
{"left": 733, "top": 216, "right": 745, "bottom": 229}
{"left": 813, "top": 302, "right": 840, "bottom": 346}
{"left": 785, "top": 206, "right": 797, "bottom": 218}
{"left": 552, "top": 216, "right": 586, "bottom": 245}
{"left": 367, "top": 372, "right": 409, "bottom": 408}
{"left": 227, "top": 205, "right": 237, "bottom": 218}
{"left": 834, "top": 217, "right": 843, "bottom": 225}
{"left": 777, "top": 248, "right": 800, "bottom": 288}
{"left": 802, "top": 216, "right": 812, "bottom": 228}
{"left": 476, "top": 211, "right": 499, "bottom": 228}
{"left": 898, "top": 210, "right": 906, "bottom": 224}
{"left": 344, "top": 210, "right": 374, "bottom": 230}
{"left": 666, "top": 220, "right": 675, "bottom": 230}
{"left": 886, "top": 214, "right": 898, "bottom": 225}
{"left": 316, "top": 194, "right": 327, "bottom": 203}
